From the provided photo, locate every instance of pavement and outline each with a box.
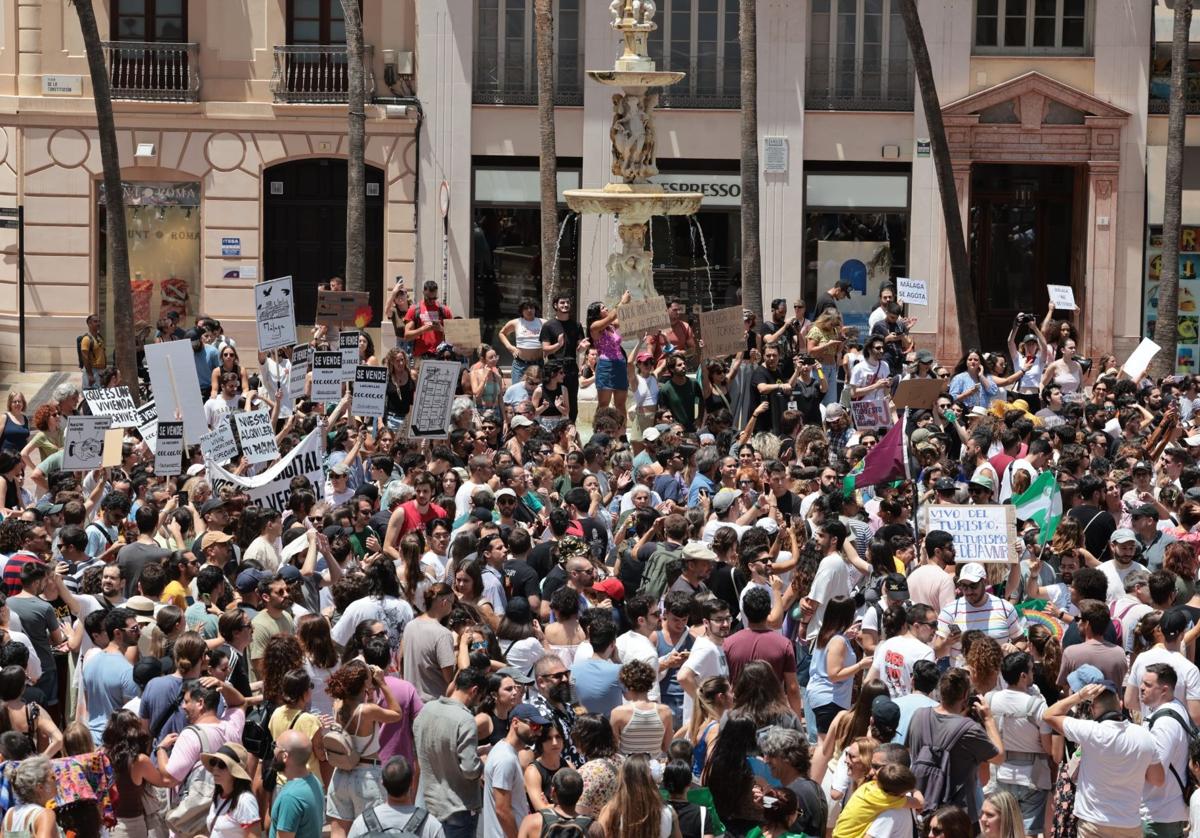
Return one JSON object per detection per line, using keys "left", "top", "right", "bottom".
{"left": 0, "top": 369, "right": 75, "bottom": 409}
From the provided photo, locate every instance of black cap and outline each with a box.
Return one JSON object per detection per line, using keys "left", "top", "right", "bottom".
{"left": 200, "top": 498, "right": 226, "bottom": 515}
{"left": 1130, "top": 503, "right": 1158, "bottom": 519}
{"left": 1162, "top": 608, "right": 1193, "bottom": 640}
{"left": 884, "top": 573, "right": 909, "bottom": 597}
{"left": 935, "top": 477, "right": 957, "bottom": 493}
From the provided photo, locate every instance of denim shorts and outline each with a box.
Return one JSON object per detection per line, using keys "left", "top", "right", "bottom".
{"left": 596, "top": 357, "right": 628, "bottom": 391}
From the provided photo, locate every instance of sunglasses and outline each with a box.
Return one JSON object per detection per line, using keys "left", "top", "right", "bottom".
{"left": 206, "top": 760, "right": 228, "bottom": 772}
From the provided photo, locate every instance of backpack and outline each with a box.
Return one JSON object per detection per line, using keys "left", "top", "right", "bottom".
{"left": 637, "top": 542, "right": 682, "bottom": 599}
{"left": 75, "top": 334, "right": 88, "bottom": 370}
{"left": 164, "top": 725, "right": 215, "bottom": 836}
{"left": 909, "top": 708, "right": 974, "bottom": 815}
{"left": 539, "top": 809, "right": 596, "bottom": 838}
{"left": 321, "top": 704, "right": 364, "bottom": 771}
{"left": 359, "top": 804, "right": 428, "bottom": 838}
{"left": 242, "top": 699, "right": 275, "bottom": 758}
{"left": 1147, "top": 706, "right": 1200, "bottom": 799}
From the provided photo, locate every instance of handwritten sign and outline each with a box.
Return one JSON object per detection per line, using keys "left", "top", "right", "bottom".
{"left": 442, "top": 318, "right": 481, "bottom": 350}
{"left": 1047, "top": 284, "right": 1077, "bottom": 311}
{"left": 352, "top": 365, "right": 388, "bottom": 418}
{"left": 254, "top": 276, "right": 296, "bottom": 352}
{"left": 154, "top": 420, "right": 185, "bottom": 476}
{"left": 698, "top": 306, "right": 745, "bottom": 359}
{"left": 339, "top": 331, "right": 360, "bottom": 379}
{"left": 63, "top": 415, "right": 112, "bottom": 471}
{"left": 200, "top": 414, "right": 238, "bottom": 465}
{"left": 234, "top": 409, "right": 279, "bottom": 466}
{"left": 136, "top": 400, "right": 158, "bottom": 449}
{"left": 316, "top": 289, "right": 371, "bottom": 330}
{"left": 408, "top": 359, "right": 460, "bottom": 439}
{"left": 619, "top": 295, "right": 670, "bottom": 338}
{"left": 924, "top": 504, "right": 1018, "bottom": 563}
{"left": 83, "top": 386, "right": 139, "bottom": 428}
{"left": 896, "top": 278, "right": 928, "bottom": 307}
{"left": 311, "top": 351, "right": 343, "bottom": 402}
{"left": 851, "top": 399, "right": 891, "bottom": 430}
{"left": 1123, "top": 337, "right": 1162, "bottom": 381}
{"left": 289, "top": 344, "right": 311, "bottom": 395}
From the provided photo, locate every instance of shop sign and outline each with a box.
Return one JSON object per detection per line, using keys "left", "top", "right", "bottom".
{"left": 653, "top": 174, "right": 742, "bottom": 207}
{"left": 99, "top": 181, "right": 201, "bottom": 207}
{"left": 221, "top": 237, "right": 241, "bottom": 257}
{"left": 42, "top": 75, "right": 82, "bottom": 95}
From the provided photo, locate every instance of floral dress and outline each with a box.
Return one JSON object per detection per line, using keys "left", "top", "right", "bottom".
{"left": 577, "top": 755, "right": 624, "bottom": 814}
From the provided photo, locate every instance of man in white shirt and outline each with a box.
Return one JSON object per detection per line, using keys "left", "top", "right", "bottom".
{"left": 849, "top": 338, "right": 892, "bottom": 405}
{"left": 1124, "top": 608, "right": 1200, "bottom": 725}
{"left": 615, "top": 593, "right": 676, "bottom": 702}
{"left": 802, "top": 520, "right": 860, "bottom": 642}
{"left": 677, "top": 598, "right": 732, "bottom": 728}
{"left": 1139, "top": 662, "right": 1191, "bottom": 837}
{"left": 1099, "top": 529, "right": 1149, "bottom": 604}
{"left": 866, "top": 603, "right": 937, "bottom": 698}
{"left": 987, "top": 651, "right": 1054, "bottom": 835}
{"left": 454, "top": 456, "right": 494, "bottom": 527}
{"left": 1110, "top": 569, "right": 1154, "bottom": 653}
{"left": 999, "top": 438, "right": 1052, "bottom": 502}
{"left": 203, "top": 371, "right": 240, "bottom": 430}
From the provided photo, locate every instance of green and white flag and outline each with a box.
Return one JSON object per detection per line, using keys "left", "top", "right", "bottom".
{"left": 1013, "top": 471, "right": 1062, "bottom": 546}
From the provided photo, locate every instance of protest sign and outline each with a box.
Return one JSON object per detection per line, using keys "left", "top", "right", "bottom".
{"left": 896, "top": 278, "right": 928, "bottom": 307}
{"left": 154, "top": 421, "right": 185, "bottom": 476}
{"left": 339, "top": 331, "right": 360, "bottom": 378}
{"left": 136, "top": 400, "right": 158, "bottom": 449}
{"left": 102, "top": 428, "right": 124, "bottom": 468}
{"left": 83, "top": 387, "right": 139, "bottom": 428}
{"left": 144, "top": 339, "right": 206, "bottom": 444}
{"left": 408, "top": 360, "right": 460, "bottom": 439}
{"left": 234, "top": 410, "right": 279, "bottom": 466}
{"left": 1047, "top": 284, "right": 1077, "bottom": 310}
{"left": 312, "top": 351, "right": 343, "bottom": 402}
{"left": 207, "top": 426, "right": 325, "bottom": 512}
{"left": 254, "top": 276, "right": 296, "bottom": 351}
{"left": 619, "top": 296, "right": 670, "bottom": 338}
{"left": 289, "top": 344, "right": 311, "bottom": 395}
{"left": 442, "top": 318, "right": 481, "bottom": 350}
{"left": 924, "top": 504, "right": 1018, "bottom": 563}
{"left": 200, "top": 415, "right": 238, "bottom": 464}
{"left": 316, "top": 290, "right": 371, "bottom": 330}
{"left": 63, "top": 415, "right": 112, "bottom": 470}
{"left": 851, "top": 399, "right": 891, "bottom": 430}
{"left": 352, "top": 365, "right": 388, "bottom": 418}
{"left": 1123, "top": 337, "right": 1162, "bottom": 380}
{"left": 698, "top": 306, "right": 745, "bottom": 359}
{"left": 892, "top": 379, "right": 945, "bottom": 409}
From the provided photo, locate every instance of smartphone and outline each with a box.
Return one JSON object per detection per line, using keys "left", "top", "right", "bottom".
{"left": 175, "top": 489, "right": 189, "bottom": 506}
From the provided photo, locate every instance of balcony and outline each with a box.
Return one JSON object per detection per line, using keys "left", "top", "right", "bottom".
{"left": 805, "top": 57, "right": 915, "bottom": 112}
{"left": 102, "top": 41, "right": 200, "bottom": 103}
{"left": 472, "top": 82, "right": 583, "bottom": 107}
{"left": 654, "top": 90, "right": 740, "bottom": 109}
{"left": 270, "top": 45, "right": 375, "bottom": 104}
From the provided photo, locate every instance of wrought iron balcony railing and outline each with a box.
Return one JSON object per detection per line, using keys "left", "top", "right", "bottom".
{"left": 102, "top": 41, "right": 200, "bottom": 103}
{"left": 271, "top": 44, "right": 375, "bottom": 104}
{"left": 805, "top": 57, "right": 915, "bottom": 111}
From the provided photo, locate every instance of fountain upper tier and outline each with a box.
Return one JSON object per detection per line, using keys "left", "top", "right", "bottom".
{"left": 563, "top": 184, "right": 701, "bottom": 225}
{"left": 587, "top": 70, "right": 686, "bottom": 89}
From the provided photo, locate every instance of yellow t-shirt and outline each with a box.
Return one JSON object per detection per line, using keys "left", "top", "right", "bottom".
{"left": 161, "top": 581, "right": 188, "bottom": 612}
{"left": 81, "top": 333, "right": 105, "bottom": 368}
{"left": 268, "top": 705, "right": 323, "bottom": 780}
{"left": 832, "top": 781, "right": 908, "bottom": 838}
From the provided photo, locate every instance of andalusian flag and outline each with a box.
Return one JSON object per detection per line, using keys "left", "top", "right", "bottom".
{"left": 843, "top": 413, "right": 910, "bottom": 496}
{"left": 1012, "top": 471, "right": 1063, "bottom": 546}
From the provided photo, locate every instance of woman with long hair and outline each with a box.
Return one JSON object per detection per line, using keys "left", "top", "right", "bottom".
{"left": 806, "top": 306, "right": 845, "bottom": 406}
{"left": 1041, "top": 338, "right": 1085, "bottom": 397}
{"left": 139, "top": 604, "right": 184, "bottom": 660}
{"left": 0, "top": 666, "right": 60, "bottom": 758}
{"left": 101, "top": 709, "right": 173, "bottom": 838}
{"left": 495, "top": 596, "right": 546, "bottom": 676}
{"left": 0, "top": 451, "right": 28, "bottom": 515}
{"left": 268, "top": 669, "right": 326, "bottom": 789}
{"left": 358, "top": 331, "right": 377, "bottom": 366}
{"left": 296, "top": 614, "right": 338, "bottom": 717}
{"left": 473, "top": 669, "right": 522, "bottom": 747}
{"left": 382, "top": 347, "right": 415, "bottom": 431}
{"left": 731, "top": 660, "right": 802, "bottom": 732}
{"left": 470, "top": 344, "right": 504, "bottom": 412}
{"left": 964, "top": 631, "right": 1002, "bottom": 695}
{"left": 931, "top": 805, "right": 977, "bottom": 838}
{"left": 396, "top": 531, "right": 433, "bottom": 612}
{"left": 330, "top": 556, "right": 415, "bottom": 662}
{"left": 700, "top": 712, "right": 762, "bottom": 834}
{"left": 811, "top": 678, "right": 890, "bottom": 784}
{"left": 261, "top": 634, "right": 305, "bottom": 708}
{"left": 573, "top": 713, "right": 624, "bottom": 816}
{"left": 323, "top": 660, "right": 404, "bottom": 838}
{"left": 21, "top": 403, "right": 63, "bottom": 467}
{"left": 524, "top": 720, "right": 566, "bottom": 812}
{"left": 950, "top": 349, "right": 1002, "bottom": 410}
{"left": 806, "top": 596, "right": 870, "bottom": 741}
{"left": 0, "top": 392, "right": 28, "bottom": 454}
{"left": 452, "top": 559, "right": 499, "bottom": 630}
{"left": 681, "top": 675, "right": 732, "bottom": 777}
{"left": 981, "top": 791, "right": 1027, "bottom": 838}
{"left": 598, "top": 753, "right": 682, "bottom": 838}
{"left": 210, "top": 344, "right": 249, "bottom": 396}
{"left": 202, "top": 742, "right": 261, "bottom": 838}
{"left": 1027, "top": 623, "right": 1063, "bottom": 704}
{"left": 587, "top": 289, "right": 633, "bottom": 412}
{"left": 611, "top": 659, "right": 673, "bottom": 758}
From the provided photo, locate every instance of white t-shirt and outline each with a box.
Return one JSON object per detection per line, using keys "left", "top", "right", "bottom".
{"left": 331, "top": 595, "right": 414, "bottom": 652}
{"left": 988, "top": 688, "right": 1052, "bottom": 790}
{"left": 1126, "top": 647, "right": 1200, "bottom": 716}
{"left": 616, "top": 630, "right": 661, "bottom": 701}
{"left": 679, "top": 635, "right": 727, "bottom": 727}
{"left": 207, "top": 789, "right": 261, "bottom": 838}
{"left": 806, "top": 553, "right": 852, "bottom": 641}
{"left": 872, "top": 635, "right": 935, "bottom": 698}
{"left": 701, "top": 519, "right": 747, "bottom": 545}
{"left": 999, "top": 458, "right": 1039, "bottom": 503}
{"left": 1142, "top": 699, "right": 1191, "bottom": 824}
{"left": 866, "top": 807, "right": 919, "bottom": 838}
{"left": 849, "top": 358, "right": 891, "bottom": 404}
{"left": 204, "top": 393, "right": 239, "bottom": 430}
{"left": 1061, "top": 716, "right": 1159, "bottom": 828}
{"left": 1099, "top": 560, "right": 1149, "bottom": 604}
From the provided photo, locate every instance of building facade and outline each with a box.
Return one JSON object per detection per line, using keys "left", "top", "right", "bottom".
{"left": 0, "top": 0, "right": 1164, "bottom": 369}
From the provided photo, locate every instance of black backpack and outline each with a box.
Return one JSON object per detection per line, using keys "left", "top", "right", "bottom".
{"left": 910, "top": 709, "right": 974, "bottom": 815}
{"left": 539, "top": 809, "right": 595, "bottom": 838}
{"left": 359, "top": 804, "right": 428, "bottom": 838}
{"left": 1148, "top": 706, "right": 1200, "bottom": 800}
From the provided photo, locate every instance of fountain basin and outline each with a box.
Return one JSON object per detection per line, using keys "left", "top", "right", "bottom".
{"left": 587, "top": 70, "right": 686, "bottom": 89}
{"left": 564, "top": 184, "right": 702, "bottom": 225}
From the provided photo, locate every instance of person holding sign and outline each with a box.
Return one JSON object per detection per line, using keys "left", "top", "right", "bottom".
{"left": 382, "top": 347, "right": 416, "bottom": 431}
{"left": 587, "top": 290, "right": 633, "bottom": 413}
{"left": 403, "top": 280, "right": 453, "bottom": 358}
{"left": 1007, "top": 315, "right": 1052, "bottom": 411}
{"left": 257, "top": 345, "right": 294, "bottom": 421}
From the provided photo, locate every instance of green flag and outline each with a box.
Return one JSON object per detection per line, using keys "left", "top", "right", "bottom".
{"left": 1012, "top": 471, "right": 1063, "bottom": 546}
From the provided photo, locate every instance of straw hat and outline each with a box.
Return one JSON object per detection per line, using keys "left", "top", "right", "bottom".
{"left": 200, "top": 743, "right": 252, "bottom": 782}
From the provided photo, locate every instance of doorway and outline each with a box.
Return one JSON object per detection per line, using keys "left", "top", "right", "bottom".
{"left": 969, "top": 163, "right": 1080, "bottom": 350}
{"left": 262, "top": 158, "right": 384, "bottom": 324}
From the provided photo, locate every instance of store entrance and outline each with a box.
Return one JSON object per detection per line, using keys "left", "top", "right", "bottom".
{"left": 969, "top": 163, "right": 1080, "bottom": 351}
{"left": 262, "top": 158, "right": 385, "bottom": 324}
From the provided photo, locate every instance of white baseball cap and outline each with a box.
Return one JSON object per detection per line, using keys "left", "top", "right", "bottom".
{"left": 958, "top": 562, "right": 987, "bottom": 584}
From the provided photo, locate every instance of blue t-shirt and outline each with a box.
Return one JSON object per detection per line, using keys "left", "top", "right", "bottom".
{"left": 184, "top": 601, "right": 219, "bottom": 639}
{"left": 270, "top": 774, "right": 324, "bottom": 838}
{"left": 570, "top": 658, "right": 624, "bottom": 716}
{"left": 82, "top": 651, "right": 140, "bottom": 745}
{"left": 193, "top": 344, "right": 220, "bottom": 392}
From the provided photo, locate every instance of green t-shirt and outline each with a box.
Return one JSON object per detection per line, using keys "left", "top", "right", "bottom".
{"left": 270, "top": 774, "right": 324, "bottom": 838}
{"left": 747, "top": 829, "right": 808, "bottom": 838}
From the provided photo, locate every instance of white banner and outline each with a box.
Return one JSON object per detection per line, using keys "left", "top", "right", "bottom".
{"left": 289, "top": 345, "right": 311, "bottom": 395}
{"left": 409, "top": 360, "right": 461, "bottom": 439}
{"left": 254, "top": 276, "right": 297, "bottom": 351}
{"left": 339, "top": 332, "right": 360, "bottom": 379}
{"left": 63, "top": 415, "right": 112, "bottom": 471}
{"left": 154, "top": 420, "right": 185, "bottom": 476}
{"left": 234, "top": 409, "right": 279, "bottom": 466}
{"left": 312, "top": 351, "right": 343, "bottom": 402}
{"left": 352, "top": 365, "right": 388, "bottom": 418}
{"left": 83, "top": 387, "right": 139, "bottom": 428}
{"left": 206, "top": 427, "right": 325, "bottom": 512}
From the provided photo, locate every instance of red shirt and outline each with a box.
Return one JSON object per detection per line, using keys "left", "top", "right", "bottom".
{"left": 723, "top": 626, "right": 797, "bottom": 685}
{"left": 404, "top": 300, "right": 453, "bottom": 356}
{"left": 398, "top": 500, "right": 446, "bottom": 537}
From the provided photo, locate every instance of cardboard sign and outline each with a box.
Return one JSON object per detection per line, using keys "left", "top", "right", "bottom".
{"left": 1047, "top": 284, "right": 1077, "bottom": 311}
{"left": 289, "top": 344, "right": 311, "bottom": 395}
{"left": 144, "top": 339, "right": 207, "bottom": 444}
{"left": 63, "top": 415, "right": 112, "bottom": 471}
{"left": 101, "top": 428, "right": 125, "bottom": 468}
{"left": 234, "top": 409, "right": 279, "bottom": 466}
{"left": 339, "top": 331, "right": 360, "bottom": 379}
{"left": 136, "top": 400, "right": 158, "bottom": 449}
{"left": 924, "top": 504, "right": 1019, "bottom": 563}
{"left": 1123, "top": 337, "right": 1162, "bottom": 380}
{"left": 207, "top": 427, "right": 326, "bottom": 513}
{"left": 851, "top": 399, "right": 891, "bottom": 430}
{"left": 254, "top": 276, "right": 297, "bottom": 352}
{"left": 154, "top": 420, "right": 185, "bottom": 476}
{"left": 698, "top": 306, "right": 745, "bottom": 359}
{"left": 619, "top": 295, "right": 670, "bottom": 338}
{"left": 442, "top": 318, "right": 481, "bottom": 350}
{"left": 316, "top": 289, "right": 372, "bottom": 329}
{"left": 892, "top": 378, "right": 946, "bottom": 409}
{"left": 200, "top": 414, "right": 238, "bottom": 465}
{"left": 83, "top": 387, "right": 139, "bottom": 428}
{"left": 408, "top": 359, "right": 461, "bottom": 439}
{"left": 896, "top": 278, "right": 928, "bottom": 307}
{"left": 352, "top": 365, "right": 388, "bottom": 418}
{"left": 311, "top": 351, "right": 343, "bottom": 402}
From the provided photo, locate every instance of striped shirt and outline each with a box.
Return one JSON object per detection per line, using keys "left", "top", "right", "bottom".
{"left": 937, "top": 593, "right": 1023, "bottom": 653}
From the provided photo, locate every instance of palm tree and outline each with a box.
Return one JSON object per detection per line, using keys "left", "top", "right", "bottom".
{"left": 71, "top": 0, "right": 136, "bottom": 391}
{"left": 1151, "top": 0, "right": 1193, "bottom": 379}
{"left": 341, "top": 0, "right": 367, "bottom": 294}
{"left": 739, "top": 0, "right": 761, "bottom": 318}
{"left": 536, "top": 0, "right": 560, "bottom": 313}
{"left": 895, "top": 0, "right": 981, "bottom": 351}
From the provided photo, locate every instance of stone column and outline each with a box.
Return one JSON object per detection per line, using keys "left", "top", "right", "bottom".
{"left": 16, "top": 0, "right": 41, "bottom": 97}
{"left": 1084, "top": 160, "right": 1120, "bottom": 357}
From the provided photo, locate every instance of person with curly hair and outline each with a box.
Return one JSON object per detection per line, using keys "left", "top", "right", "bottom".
{"left": 964, "top": 630, "right": 1003, "bottom": 695}
{"left": 260, "top": 633, "right": 304, "bottom": 708}
{"left": 611, "top": 659, "right": 673, "bottom": 758}
{"left": 2, "top": 754, "right": 60, "bottom": 837}
{"left": 101, "top": 709, "right": 173, "bottom": 838}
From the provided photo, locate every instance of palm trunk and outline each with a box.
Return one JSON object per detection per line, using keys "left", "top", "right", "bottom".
{"left": 342, "top": 0, "right": 367, "bottom": 294}
{"left": 739, "top": 0, "right": 761, "bottom": 317}
{"left": 72, "top": 0, "right": 136, "bottom": 393}
{"left": 1151, "top": 0, "right": 1193, "bottom": 380}
{"left": 536, "top": 0, "right": 560, "bottom": 314}
{"left": 895, "top": 0, "right": 981, "bottom": 351}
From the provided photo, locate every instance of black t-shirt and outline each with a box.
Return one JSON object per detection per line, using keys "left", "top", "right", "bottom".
{"left": 578, "top": 517, "right": 609, "bottom": 566}
{"left": 773, "top": 490, "right": 800, "bottom": 522}
{"left": 750, "top": 364, "right": 789, "bottom": 435}
{"left": 814, "top": 293, "right": 840, "bottom": 318}
{"left": 541, "top": 565, "right": 568, "bottom": 600}
{"left": 539, "top": 319, "right": 585, "bottom": 366}
{"left": 503, "top": 558, "right": 541, "bottom": 601}
{"left": 616, "top": 545, "right": 651, "bottom": 596}
{"left": 528, "top": 541, "right": 557, "bottom": 581}
{"left": 1067, "top": 505, "right": 1116, "bottom": 562}
{"left": 707, "top": 563, "right": 747, "bottom": 622}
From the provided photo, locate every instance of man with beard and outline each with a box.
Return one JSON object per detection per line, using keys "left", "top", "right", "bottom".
{"left": 529, "top": 655, "right": 583, "bottom": 766}
{"left": 483, "top": 703, "right": 548, "bottom": 837}
{"left": 1024, "top": 542, "right": 1083, "bottom": 622}
{"left": 677, "top": 598, "right": 733, "bottom": 728}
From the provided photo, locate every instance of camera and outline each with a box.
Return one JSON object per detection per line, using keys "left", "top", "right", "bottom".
{"left": 1015, "top": 312, "right": 1036, "bottom": 326}
{"left": 1075, "top": 355, "right": 1093, "bottom": 373}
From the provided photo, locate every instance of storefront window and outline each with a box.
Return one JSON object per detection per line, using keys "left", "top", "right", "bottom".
{"left": 98, "top": 181, "right": 201, "bottom": 343}
{"left": 1144, "top": 226, "right": 1200, "bottom": 374}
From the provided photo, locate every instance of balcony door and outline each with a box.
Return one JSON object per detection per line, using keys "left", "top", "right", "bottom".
{"left": 112, "top": 0, "right": 187, "bottom": 42}
{"left": 284, "top": 0, "right": 359, "bottom": 97}
{"left": 109, "top": 0, "right": 190, "bottom": 98}
{"left": 808, "top": 0, "right": 913, "bottom": 110}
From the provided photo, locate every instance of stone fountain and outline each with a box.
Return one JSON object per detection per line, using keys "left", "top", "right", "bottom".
{"left": 564, "top": 0, "right": 703, "bottom": 301}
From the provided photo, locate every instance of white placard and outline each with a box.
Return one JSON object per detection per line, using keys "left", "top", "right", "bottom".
{"left": 1047, "top": 284, "right": 1077, "bottom": 311}
{"left": 924, "top": 504, "right": 1019, "bottom": 563}
{"left": 289, "top": 345, "right": 311, "bottom": 395}
{"left": 63, "top": 415, "right": 113, "bottom": 471}
{"left": 144, "top": 339, "right": 207, "bottom": 444}
{"left": 199, "top": 414, "right": 238, "bottom": 465}
{"left": 851, "top": 400, "right": 891, "bottom": 431}
{"left": 207, "top": 427, "right": 326, "bottom": 513}
{"left": 254, "top": 276, "right": 297, "bottom": 352}
{"left": 1123, "top": 337, "right": 1163, "bottom": 380}
{"left": 408, "top": 360, "right": 461, "bottom": 439}
{"left": 136, "top": 400, "right": 158, "bottom": 449}
{"left": 896, "top": 277, "right": 928, "bottom": 307}
{"left": 352, "top": 365, "right": 388, "bottom": 418}
{"left": 83, "top": 386, "right": 139, "bottom": 428}
{"left": 339, "top": 331, "right": 360, "bottom": 379}
{"left": 312, "top": 351, "right": 344, "bottom": 402}
{"left": 234, "top": 409, "right": 279, "bottom": 466}
{"left": 154, "top": 420, "right": 185, "bottom": 476}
